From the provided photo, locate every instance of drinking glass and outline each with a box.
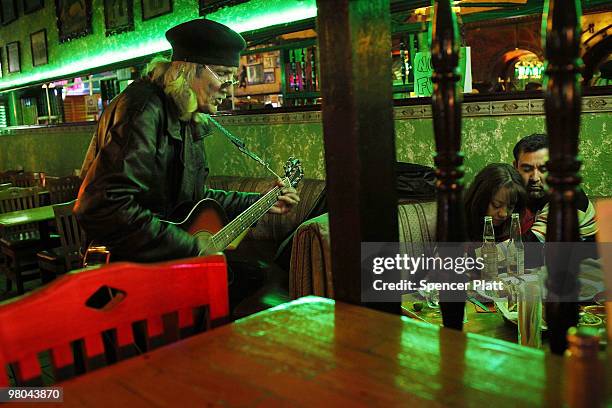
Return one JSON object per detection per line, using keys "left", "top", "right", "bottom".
{"left": 517, "top": 279, "right": 542, "bottom": 348}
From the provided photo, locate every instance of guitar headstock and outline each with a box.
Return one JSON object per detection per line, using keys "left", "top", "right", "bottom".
{"left": 284, "top": 157, "right": 304, "bottom": 188}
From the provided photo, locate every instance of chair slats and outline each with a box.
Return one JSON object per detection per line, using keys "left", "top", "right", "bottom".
{"left": 84, "top": 334, "right": 105, "bottom": 359}
{"left": 53, "top": 200, "right": 86, "bottom": 271}
{"left": 45, "top": 176, "right": 81, "bottom": 205}
{"left": 0, "top": 187, "right": 44, "bottom": 294}
{"left": 116, "top": 323, "right": 134, "bottom": 347}
{"left": 179, "top": 307, "right": 195, "bottom": 328}
{"left": 51, "top": 343, "right": 74, "bottom": 369}
{"left": 147, "top": 315, "right": 164, "bottom": 338}
{"left": 0, "top": 255, "right": 228, "bottom": 385}
{"left": 13, "top": 353, "right": 41, "bottom": 383}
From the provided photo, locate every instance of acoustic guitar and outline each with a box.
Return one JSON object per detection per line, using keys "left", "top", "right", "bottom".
{"left": 163, "top": 158, "right": 303, "bottom": 256}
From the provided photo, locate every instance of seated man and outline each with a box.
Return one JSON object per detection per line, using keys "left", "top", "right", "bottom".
{"left": 75, "top": 19, "right": 299, "bottom": 263}
{"left": 512, "top": 133, "right": 597, "bottom": 242}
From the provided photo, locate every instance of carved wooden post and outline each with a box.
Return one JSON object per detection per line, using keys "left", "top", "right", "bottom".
{"left": 431, "top": 0, "right": 467, "bottom": 330}
{"left": 317, "top": 0, "right": 399, "bottom": 311}
{"left": 543, "top": 0, "right": 582, "bottom": 354}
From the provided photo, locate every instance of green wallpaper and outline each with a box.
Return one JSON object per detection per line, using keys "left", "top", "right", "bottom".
{"left": 396, "top": 113, "right": 612, "bottom": 197}
{"left": 204, "top": 122, "right": 325, "bottom": 182}
{"left": 0, "top": 126, "right": 92, "bottom": 176}
{"left": 210, "top": 111, "right": 611, "bottom": 197}
{"left": 0, "top": 110, "right": 610, "bottom": 197}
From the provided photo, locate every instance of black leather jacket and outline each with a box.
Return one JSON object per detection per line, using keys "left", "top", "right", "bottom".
{"left": 75, "top": 79, "right": 259, "bottom": 262}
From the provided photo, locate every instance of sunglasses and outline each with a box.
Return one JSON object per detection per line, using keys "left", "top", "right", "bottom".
{"left": 204, "top": 65, "right": 239, "bottom": 88}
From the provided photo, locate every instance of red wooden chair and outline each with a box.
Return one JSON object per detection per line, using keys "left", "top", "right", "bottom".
{"left": 0, "top": 255, "right": 229, "bottom": 386}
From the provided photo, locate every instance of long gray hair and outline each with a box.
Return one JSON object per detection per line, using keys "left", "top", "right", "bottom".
{"left": 143, "top": 55, "right": 206, "bottom": 122}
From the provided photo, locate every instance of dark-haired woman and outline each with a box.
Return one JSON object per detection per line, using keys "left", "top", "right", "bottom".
{"left": 464, "top": 163, "right": 527, "bottom": 242}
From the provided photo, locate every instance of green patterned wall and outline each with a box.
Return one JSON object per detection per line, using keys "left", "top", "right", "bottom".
{"left": 0, "top": 0, "right": 315, "bottom": 90}
{"left": 0, "top": 0, "right": 198, "bottom": 90}
{"left": 210, "top": 99, "right": 612, "bottom": 197}
{"left": 395, "top": 113, "right": 611, "bottom": 197}
{"left": 0, "top": 125, "right": 92, "bottom": 175}
{"left": 0, "top": 102, "right": 610, "bottom": 197}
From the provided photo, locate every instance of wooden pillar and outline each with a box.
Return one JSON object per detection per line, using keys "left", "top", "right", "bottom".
{"left": 431, "top": 0, "right": 467, "bottom": 330}
{"left": 316, "top": 0, "right": 399, "bottom": 310}
{"left": 543, "top": 0, "right": 582, "bottom": 355}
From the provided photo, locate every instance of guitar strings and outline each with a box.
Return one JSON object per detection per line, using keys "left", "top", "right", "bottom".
{"left": 211, "top": 183, "right": 286, "bottom": 249}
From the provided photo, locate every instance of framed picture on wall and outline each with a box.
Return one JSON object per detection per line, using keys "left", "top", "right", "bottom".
{"left": 141, "top": 0, "right": 172, "bottom": 21}
{"left": 55, "top": 0, "right": 92, "bottom": 42}
{"left": 104, "top": 0, "right": 133, "bottom": 36}
{"left": 246, "top": 54, "right": 261, "bottom": 65}
{"left": 6, "top": 41, "right": 20, "bottom": 73}
{"left": 30, "top": 29, "right": 48, "bottom": 66}
{"left": 23, "top": 0, "right": 44, "bottom": 14}
{"left": 246, "top": 63, "right": 263, "bottom": 85}
{"left": 198, "top": 0, "right": 247, "bottom": 16}
{"left": 263, "top": 54, "right": 276, "bottom": 69}
{"left": 263, "top": 71, "right": 275, "bottom": 84}
{"left": 0, "top": 0, "right": 18, "bottom": 25}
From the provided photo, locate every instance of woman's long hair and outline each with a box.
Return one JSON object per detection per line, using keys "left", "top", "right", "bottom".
{"left": 464, "top": 163, "right": 527, "bottom": 242}
{"left": 142, "top": 55, "right": 206, "bottom": 122}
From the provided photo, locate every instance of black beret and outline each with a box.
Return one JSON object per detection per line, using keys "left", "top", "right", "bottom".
{"left": 166, "top": 19, "right": 246, "bottom": 67}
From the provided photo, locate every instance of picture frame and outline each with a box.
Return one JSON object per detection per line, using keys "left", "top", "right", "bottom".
{"left": 246, "top": 63, "right": 263, "bottom": 85}
{"left": 198, "top": 0, "right": 247, "bottom": 16}
{"left": 0, "top": 0, "right": 18, "bottom": 25}
{"left": 30, "top": 29, "right": 48, "bottom": 66}
{"left": 246, "top": 54, "right": 261, "bottom": 65}
{"left": 104, "top": 0, "right": 133, "bottom": 36}
{"left": 23, "top": 0, "right": 43, "bottom": 14}
{"left": 6, "top": 41, "right": 20, "bottom": 73}
{"left": 263, "top": 55, "right": 276, "bottom": 69}
{"left": 263, "top": 71, "right": 275, "bottom": 84}
{"left": 141, "top": 0, "right": 172, "bottom": 21}
{"left": 55, "top": 0, "right": 92, "bottom": 42}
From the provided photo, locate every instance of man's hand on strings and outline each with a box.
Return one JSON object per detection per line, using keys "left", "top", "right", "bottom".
{"left": 268, "top": 179, "right": 300, "bottom": 214}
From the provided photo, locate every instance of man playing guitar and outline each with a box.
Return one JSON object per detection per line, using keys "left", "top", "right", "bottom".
{"left": 75, "top": 18, "right": 299, "bottom": 263}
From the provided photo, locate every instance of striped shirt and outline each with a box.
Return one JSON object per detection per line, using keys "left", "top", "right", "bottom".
{"left": 524, "top": 198, "right": 598, "bottom": 242}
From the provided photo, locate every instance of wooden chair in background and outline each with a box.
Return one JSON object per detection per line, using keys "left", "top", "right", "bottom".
{"left": 37, "top": 201, "right": 87, "bottom": 282}
{"left": 0, "top": 187, "right": 45, "bottom": 294}
{"left": 0, "top": 170, "right": 23, "bottom": 185}
{"left": 45, "top": 176, "right": 81, "bottom": 204}
{"left": 10, "top": 172, "right": 45, "bottom": 188}
{"left": 0, "top": 255, "right": 229, "bottom": 386}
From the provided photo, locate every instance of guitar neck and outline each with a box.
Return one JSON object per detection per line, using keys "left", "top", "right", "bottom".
{"left": 211, "top": 179, "right": 288, "bottom": 251}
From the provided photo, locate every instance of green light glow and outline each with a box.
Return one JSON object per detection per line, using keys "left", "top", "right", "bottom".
{"left": 209, "top": 0, "right": 317, "bottom": 33}
{"left": 0, "top": 39, "right": 171, "bottom": 91}
{"left": 0, "top": 0, "right": 317, "bottom": 92}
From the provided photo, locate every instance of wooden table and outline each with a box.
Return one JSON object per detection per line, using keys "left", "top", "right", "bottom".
{"left": 402, "top": 297, "right": 518, "bottom": 343}
{"left": 36, "top": 296, "right": 607, "bottom": 407}
{"left": 0, "top": 205, "right": 54, "bottom": 228}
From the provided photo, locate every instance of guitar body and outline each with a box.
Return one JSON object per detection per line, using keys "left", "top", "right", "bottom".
{"left": 163, "top": 157, "right": 303, "bottom": 256}
{"left": 166, "top": 199, "right": 228, "bottom": 255}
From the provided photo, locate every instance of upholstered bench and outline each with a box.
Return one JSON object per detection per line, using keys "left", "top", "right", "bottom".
{"left": 207, "top": 176, "right": 326, "bottom": 316}
{"left": 206, "top": 176, "right": 326, "bottom": 262}
{"left": 289, "top": 200, "right": 437, "bottom": 299}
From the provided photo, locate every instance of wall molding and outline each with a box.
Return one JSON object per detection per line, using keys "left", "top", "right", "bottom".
{"left": 215, "top": 95, "right": 611, "bottom": 126}
{"left": 1, "top": 96, "right": 609, "bottom": 133}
